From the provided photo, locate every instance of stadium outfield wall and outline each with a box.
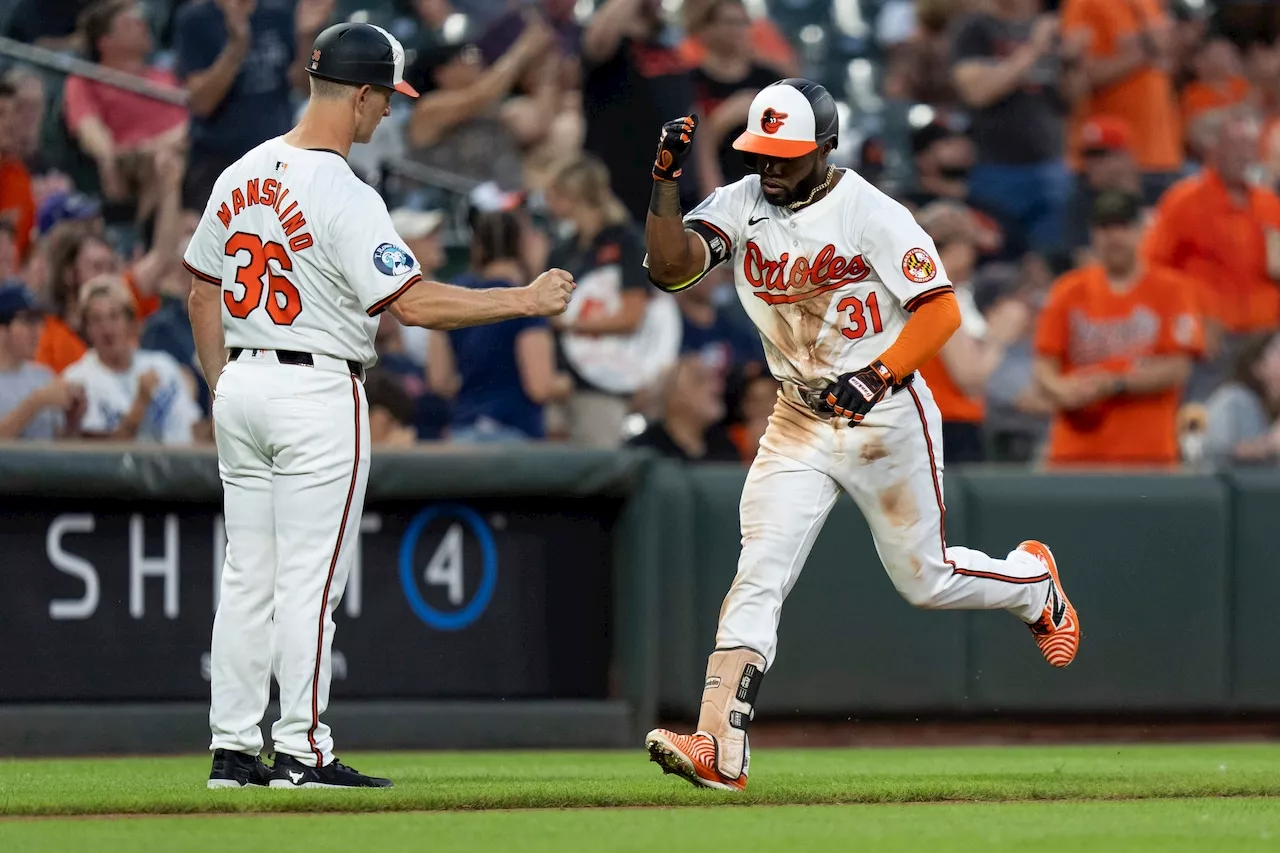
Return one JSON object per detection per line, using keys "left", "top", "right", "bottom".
{"left": 0, "top": 445, "right": 1275, "bottom": 755}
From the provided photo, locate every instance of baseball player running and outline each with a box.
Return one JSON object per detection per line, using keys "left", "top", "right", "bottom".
{"left": 185, "top": 23, "right": 574, "bottom": 789}
{"left": 641, "top": 79, "right": 1080, "bottom": 791}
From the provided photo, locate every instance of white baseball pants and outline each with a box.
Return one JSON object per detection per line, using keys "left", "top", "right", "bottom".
{"left": 717, "top": 376, "right": 1052, "bottom": 668}
{"left": 208, "top": 350, "right": 369, "bottom": 766}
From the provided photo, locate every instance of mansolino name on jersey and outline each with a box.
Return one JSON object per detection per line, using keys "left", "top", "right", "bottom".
{"left": 214, "top": 177, "right": 314, "bottom": 253}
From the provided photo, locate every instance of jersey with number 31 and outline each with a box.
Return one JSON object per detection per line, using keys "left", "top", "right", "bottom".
{"left": 183, "top": 137, "right": 422, "bottom": 368}
{"left": 686, "top": 170, "right": 952, "bottom": 390}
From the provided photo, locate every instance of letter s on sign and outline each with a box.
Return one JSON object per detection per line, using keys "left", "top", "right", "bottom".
{"left": 48, "top": 514, "right": 99, "bottom": 620}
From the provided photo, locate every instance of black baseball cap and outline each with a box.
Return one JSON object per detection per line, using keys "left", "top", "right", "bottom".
{"left": 307, "top": 22, "right": 419, "bottom": 98}
{"left": 0, "top": 282, "right": 41, "bottom": 324}
{"left": 1091, "top": 190, "right": 1143, "bottom": 227}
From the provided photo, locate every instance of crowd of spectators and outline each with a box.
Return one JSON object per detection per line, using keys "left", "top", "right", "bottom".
{"left": 886, "top": 0, "right": 1280, "bottom": 469}
{"left": 2, "top": 0, "right": 1280, "bottom": 470}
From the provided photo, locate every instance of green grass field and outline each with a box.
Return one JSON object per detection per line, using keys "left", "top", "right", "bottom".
{"left": 2, "top": 744, "right": 1279, "bottom": 851}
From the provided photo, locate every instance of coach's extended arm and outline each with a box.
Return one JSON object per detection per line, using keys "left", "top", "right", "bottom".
{"left": 188, "top": 269, "right": 573, "bottom": 393}
{"left": 384, "top": 271, "right": 574, "bottom": 331}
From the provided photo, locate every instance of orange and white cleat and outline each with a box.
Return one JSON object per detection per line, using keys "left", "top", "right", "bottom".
{"left": 645, "top": 729, "right": 747, "bottom": 791}
{"left": 1020, "top": 540, "right": 1079, "bottom": 667}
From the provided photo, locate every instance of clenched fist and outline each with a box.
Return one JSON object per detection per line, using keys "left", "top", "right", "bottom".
{"left": 653, "top": 115, "right": 698, "bottom": 182}
{"left": 523, "top": 268, "right": 576, "bottom": 317}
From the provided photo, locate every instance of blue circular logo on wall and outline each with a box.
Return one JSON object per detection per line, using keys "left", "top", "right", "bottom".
{"left": 373, "top": 242, "right": 415, "bottom": 276}
{"left": 398, "top": 504, "right": 497, "bottom": 631}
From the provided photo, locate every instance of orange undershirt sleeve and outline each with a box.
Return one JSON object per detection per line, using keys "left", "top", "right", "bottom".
{"left": 876, "top": 291, "right": 961, "bottom": 382}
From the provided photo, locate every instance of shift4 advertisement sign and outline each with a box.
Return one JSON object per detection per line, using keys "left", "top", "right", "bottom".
{"left": 0, "top": 498, "right": 616, "bottom": 702}
{"left": 399, "top": 504, "right": 498, "bottom": 632}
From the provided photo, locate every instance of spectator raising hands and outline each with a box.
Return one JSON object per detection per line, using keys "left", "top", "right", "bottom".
{"left": 65, "top": 0, "right": 187, "bottom": 220}
{"left": 407, "top": 16, "right": 554, "bottom": 190}
{"left": 684, "top": 0, "right": 778, "bottom": 196}
{"left": 882, "top": 0, "right": 968, "bottom": 113}
{"left": 139, "top": 162, "right": 211, "bottom": 419}
{"left": 1060, "top": 0, "right": 1183, "bottom": 201}
{"left": 175, "top": 0, "right": 328, "bottom": 210}
{"left": 581, "top": 0, "right": 699, "bottom": 222}
{"left": 128, "top": 144, "right": 187, "bottom": 304}
{"left": 510, "top": 55, "right": 585, "bottom": 193}
{"left": 677, "top": 0, "right": 797, "bottom": 77}
{"left": 292, "top": 0, "right": 337, "bottom": 70}
{"left": 951, "top": 0, "right": 1088, "bottom": 255}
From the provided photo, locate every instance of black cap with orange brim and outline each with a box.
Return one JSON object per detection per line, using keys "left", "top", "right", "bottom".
{"left": 307, "top": 22, "right": 419, "bottom": 98}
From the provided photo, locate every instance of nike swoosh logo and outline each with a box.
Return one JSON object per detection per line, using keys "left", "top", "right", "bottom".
{"left": 748, "top": 216, "right": 769, "bottom": 225}
{"left": 288, "top": 770, "right": 304, "bottom": 783}
{"left": 1050, "top": 585, "right": 1066, "bottom": 627}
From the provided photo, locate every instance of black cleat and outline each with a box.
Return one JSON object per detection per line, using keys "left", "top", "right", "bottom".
{"left": 269, "top": 753, "right": 394, "bottom": 789}
{"left": 207, "top": 748, "right": 272, "bottom": 789}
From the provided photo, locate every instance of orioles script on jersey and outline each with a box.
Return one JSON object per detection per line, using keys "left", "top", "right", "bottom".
{"left": 743, "top": 241, "right": 870, "bottom": 305}
{"left": 214, "top": 178, "right": 314, "bottom": 253}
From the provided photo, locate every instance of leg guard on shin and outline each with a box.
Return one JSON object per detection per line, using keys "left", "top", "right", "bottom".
{"left": 695, "top": 647, "right": 766, "bottom": 780}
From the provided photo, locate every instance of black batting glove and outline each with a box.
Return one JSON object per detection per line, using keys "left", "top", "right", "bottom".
{"left": 653, "top": 115, "right": 698, "bottom": 182}
{"left": 821, "top": 361, "right": 896, "bottom": 424}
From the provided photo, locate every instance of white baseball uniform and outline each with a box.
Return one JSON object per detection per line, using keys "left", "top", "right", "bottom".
{"left": 683, "top": 170, "right": 1053, "bottom": 668}
{"left": 184, "top": 137, "right": 422, "bottom": 766}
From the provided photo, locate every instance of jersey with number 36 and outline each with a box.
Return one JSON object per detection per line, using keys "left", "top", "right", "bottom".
{"left": 183, "top": 137, "right": 422, "bottom": 368}
{"left": 684, "top": 169, "right": 952, "bottom": 390}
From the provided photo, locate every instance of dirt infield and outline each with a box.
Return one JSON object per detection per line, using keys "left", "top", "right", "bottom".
{"left": 716, "top": 716, "right": 1280, "bottom": 748}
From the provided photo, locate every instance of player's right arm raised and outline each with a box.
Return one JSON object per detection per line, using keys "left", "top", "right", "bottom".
{"left": 644, "top": 116, "right": 711, "bottom": 292}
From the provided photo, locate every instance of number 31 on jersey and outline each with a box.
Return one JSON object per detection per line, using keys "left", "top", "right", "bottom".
{"left": 839, "top": 291, "right": 883, "bottom": 340}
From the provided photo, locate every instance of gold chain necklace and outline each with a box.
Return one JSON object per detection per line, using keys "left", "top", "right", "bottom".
{"left": 787, "top": 166, "right": 836, "bottom": 211}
